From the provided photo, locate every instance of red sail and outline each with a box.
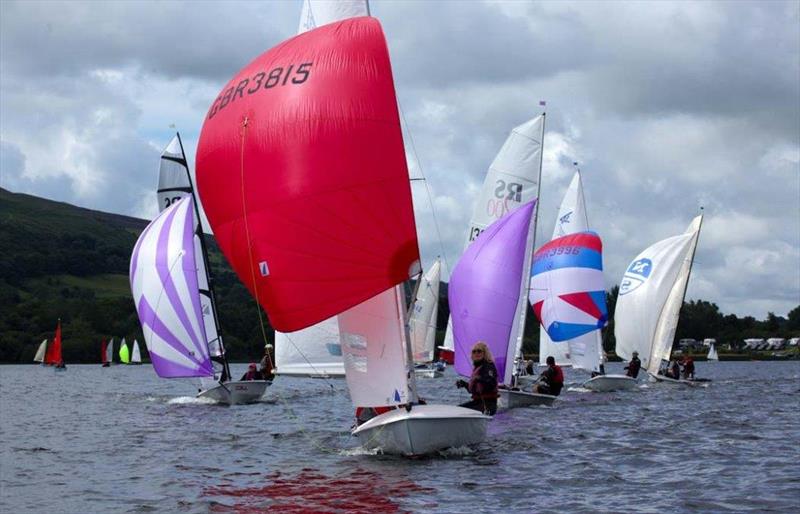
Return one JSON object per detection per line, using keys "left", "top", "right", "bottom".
{"left": 101, "top": 339, "right": 108, "bottom": 364}
{"left": 44, "top": 321, "right": 62, "bottom": 365}
{"left": 196, "top": 18, "right": 420, "bottom": 332}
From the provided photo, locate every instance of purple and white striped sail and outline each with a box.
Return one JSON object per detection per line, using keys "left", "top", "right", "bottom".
{"left": 449, "top": 200, "right": 537, "bottom": 385}
{"left": 130, "top": 196, "right": 214, "bottom": 378}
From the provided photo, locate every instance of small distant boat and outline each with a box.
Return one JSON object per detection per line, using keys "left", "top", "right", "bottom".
{"left": 46, "top": 320, "right": 66, "bottom": 370}
{"left": 707, "top": 344, "right": 719, "bottom": 361}
{"left": 119, "top": 337, "right": 130, "bottom": 365}
{"left": 131, "top": 339, "right": 142, "bottom": 365}
{"left": 101, "top": 338, "right": 113, "bottom": 367}
{"left": 615, "top": 213, "right": 708, "bottom": 387}
{"left": 409, "top": 259, "right": 443, "bottom": 379}
{"left": 33, "top": 339, "right": 47, "bottom": 365}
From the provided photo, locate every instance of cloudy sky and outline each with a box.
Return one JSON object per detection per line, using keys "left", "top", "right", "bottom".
{"left": 1, "top": 0, "right": 798, "bottom": 319}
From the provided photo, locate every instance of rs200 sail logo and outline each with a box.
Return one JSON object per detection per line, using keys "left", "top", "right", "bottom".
{"left": 619, "top": 258, "right": 652, "bottom": 295}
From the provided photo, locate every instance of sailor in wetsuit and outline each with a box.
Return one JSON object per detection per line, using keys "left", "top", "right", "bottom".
{"left": 455, "top": 341, "right": 498, "bottom": 415}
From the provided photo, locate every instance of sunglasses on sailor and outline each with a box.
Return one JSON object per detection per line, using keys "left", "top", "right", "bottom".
{"left": 472, "top": 349, "right": 484, "bottom": 354}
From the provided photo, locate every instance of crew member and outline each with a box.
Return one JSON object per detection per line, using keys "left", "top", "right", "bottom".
{"left": 535, "top": 356, "right": 564, "bottom": 396}
{"left": 624, "top": 351, "right": 642, "bottom": 378}
{"left": 455, "top": 341, "right": 499, "bottom": 415}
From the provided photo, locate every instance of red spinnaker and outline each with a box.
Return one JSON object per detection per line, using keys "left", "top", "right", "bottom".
{"left": 44, "top": 321, "right": 62, "bottom": 365}
{"left": 196, "top": 18, "right": 419, "bottom": 332}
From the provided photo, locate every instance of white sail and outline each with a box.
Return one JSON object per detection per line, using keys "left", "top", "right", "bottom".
{"left": 297, "top": 0, "right": 369, "bottom": 33}
{"left": 274, "top": 316, "right": 344, "bottom": 377}
{"left": 539, "top": 171, "right": 601, "bottom": 370}
{"left": 106, "top": 337, "right": 114, "bottom": 364}
{"left": 338, "top": 287, "right": 411, "bottom": 408}
{"left": 157, "top": 135, "right": 222, "bottom": 359}
{"left": 614, "top": 215, "right": 703, "bottom": 375}
{"left": 132, "top": 340, "right": 142, "bottom": 364}
{"left": 34, "top": 339, "right": 47, "bottom": 363}
{"left": 409, "top": 260, "right": 441, "bottom": 364}
{"left": 707, "top": 344, "right": 718, "bottom": 361}
{"left": 444, "top": 115, "right": 546, "bottom": 357}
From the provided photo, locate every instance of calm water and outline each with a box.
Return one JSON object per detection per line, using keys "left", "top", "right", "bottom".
{"left": 1, "top": 361, "right": 798, "bottom": 513}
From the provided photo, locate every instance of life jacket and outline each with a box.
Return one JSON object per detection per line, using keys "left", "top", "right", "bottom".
{"left": 552, "top": 364, "right": 564, "bottom": 385}
{"left": 469, "top": 361, "right": 499, "bottom": 400}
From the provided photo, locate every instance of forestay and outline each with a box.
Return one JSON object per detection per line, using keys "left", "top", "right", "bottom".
{"left": 443, "top": 115, "right": 545, "bottom": 358}
{"left": 449, "top": 200, "right": 537, "bottom": 385}
{"left": 130, "top": 197, "right": 214, "bottom": 378}
{"left": 196, "top": 18, "right": 420, "bottom": 333}
{"left": 409, "top": 259, "right": 441, "bottom": 364}
{"left": 539, "top": 171, "right": 592, "bottom": 367}
{"left": 614, "top": 215, "right": 702, "bottom": 375}
{"left": 530, "top": 231, "right": 608, "bottom": 353}
{"left": 338, "top": 287, "right": 411, "bottom": 408}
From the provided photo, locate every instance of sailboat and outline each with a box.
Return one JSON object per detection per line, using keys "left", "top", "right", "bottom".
{"left": 442, "top": 114, "right": 546, "bottom": 373}
{"left": 44, "top": 320, "right": 65, "bottom": 370}
{"left": 33, "top": 339, "right": 47, "bottom": 365}
{"left": 129, "top": 135, "right": 269, "bottom": 405}
{"left": 409, "top": 259, "right": 443, "bottom": 378}
{"left": 131, "top": 339, "right": 142, "bottom": 365}
{"left": 707, "top": 343, "right": 719, "bottom": 361}
{"left": 195, "top": 16, "right": 488, "bottom": 455}
{"left": 119, "top": 337, "right": 130, "bottom": 365}
{"left": 614, "top": 214, "right": 706, "bottom": 386}
{"left": 271, "top": 0, "right": 373, "bottom": 380}
{"left": 101, "top": 339, "right": 111, "bottom": 367}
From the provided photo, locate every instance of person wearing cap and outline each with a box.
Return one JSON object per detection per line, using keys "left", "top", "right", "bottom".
{"left": 259, "top": 343, "right": 275, "bottom": 381}
{"left": 455, "top": 341, "right": 499, "bottom": 415}
{"left": 625, "top": 351, "right": 642, "bottom": 378}
{"left": 240, "top": 363, "right": 264, "bottom": 381}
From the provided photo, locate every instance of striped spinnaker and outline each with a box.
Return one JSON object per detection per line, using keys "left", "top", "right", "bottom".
{"left": 130, "top": 196, "right": 214, "bottom": 378}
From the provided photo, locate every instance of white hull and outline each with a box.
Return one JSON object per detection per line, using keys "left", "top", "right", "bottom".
{"left": 352, "top": 404, "right": 489, "bottom": 456}
{"left": 582, "top": 374, "right": 638, "bottom": 392}
{"left": 196, "top": 380, "right": 270, "bottom": 404}
{"left": 498, "top": 388, "right": 557, "bottom": 409}
{"left": 648, "top": 372, "right": 708, "bottom": 387}
{"left": 413, "top": 367, "right": 443, "bottom": 379}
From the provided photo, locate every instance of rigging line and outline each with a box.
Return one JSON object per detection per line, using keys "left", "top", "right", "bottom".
{"left": 237, "top": 117, "right": 271, "bottom": 349}
{"left": 278, "top": 330, "right": 337, "bottom": 391}
{"left": 397, "top": 102, "right": 453, "bottom": 277}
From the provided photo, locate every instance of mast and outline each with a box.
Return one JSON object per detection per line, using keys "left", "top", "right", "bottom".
{"left": 510, "top": 110, "right": 546, "bottom": 385}
{"left": 175, "top": 132, "right": 231, "bottom": 382}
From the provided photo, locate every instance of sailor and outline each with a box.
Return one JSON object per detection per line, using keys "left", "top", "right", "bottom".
{"left": 624, "top": 351, "right": 642, "bottom": 378}
{"left": 668, "top": 359, "right": 681, "bottom": 379}
{"left": 240, "top": 363, "right": 263, "bottom": 381}
{"left": 455, "top": 341, "right": 498, "bottom": 415}
{"left": 259, "top": 343, "right": 275, "bottom": 381}
{"left": 682, "top": 355, "right": 695, "bottom": 380}
{"left": 535, "top": 356, "right": 564, "bottom": 396}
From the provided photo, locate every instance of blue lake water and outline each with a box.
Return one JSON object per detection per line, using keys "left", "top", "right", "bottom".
{"left": 1, "top": 361, "right": 798, "bottom": 513}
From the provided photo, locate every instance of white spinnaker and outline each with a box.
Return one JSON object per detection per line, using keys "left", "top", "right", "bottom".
{"left": 274, "top": 316, "right": 344, "bottom": 377}
{"left": 106, "top": 337, "right": 114, "bottom": 363}
{"left": 409, "top": 260, "right": 441, "bottom": 364}
{"left": 538, "top": 171, "right": 600, "bottom": 369}
{"left": 34, "top": 339, "right": 47, "bottom": 363}
{"left": 614, "top": 216, "right": 702, "bottom": 374}
{"left": 157, "top": 135, "right": 222, "bottom": 358}
{"left": 130, "top": 197, "right": 213, "bottom": 376}
{"left": 297, "top": 0, "right": 369, "bottom": 33}
{"left": 132, "top": 340, "right": 142, "bottom": 364}
{"left": 647, "top": 216, "right": 702, "bottom": 375}
{"left": 443, "top": 115, "right": 545, "bottom": 356}
{"left": 338, "top": 287, "right": 410, "bottom": 408}
{"left": 273, "top": 0, "right": 371, "bottom": 377}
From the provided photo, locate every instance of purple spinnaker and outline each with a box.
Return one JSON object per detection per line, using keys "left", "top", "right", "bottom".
{"left": 450, "top": 200, "right": 536, "bottom": 382}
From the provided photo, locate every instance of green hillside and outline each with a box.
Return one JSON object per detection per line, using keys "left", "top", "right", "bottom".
{"left": 0, "top": 188, "right": 271, "bottom": 364}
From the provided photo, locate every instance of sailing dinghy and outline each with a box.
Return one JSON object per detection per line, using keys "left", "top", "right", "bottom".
{"left": 46, "top": 320, "right": 65, "bottom": 370}
{"left": 33, "top": 339, "right": 47, "bottom": 365}
{"left": 119, "top": 337, "right": 130, "bottom": 364}
{"left": 101, "top": 339, "right": 111, "bottom": 367}
{"left": 614, "top": 214, "right": 707, "bottom": 387}
{"left": 707, "top": 344, "right": 719, "bottom": 361}
{"left": 131, "top": 339, "right": 142, "bottom": 365}
{"left": 409, "top": 259, "right": 443, "bottom": 378}
{"left": 195, "top": 16, "right": 488, "bottom": 454}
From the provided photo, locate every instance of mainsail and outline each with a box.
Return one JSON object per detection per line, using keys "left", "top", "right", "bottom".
{"left": 106, "top": 337, "right": 114, "bottom": 364}
{"left": 707, "top": 344, "right": 719, "bottom": 361}
{"left": 273, "top": 0, "right": 370, "bottom": 378}
{"left": 196, "top": 17, "right": 420, "bottom": 333}
{"left": 119, "top": 337, "right": 130, "bottom": 364}
{"left": 34, "top": 339, "right": 47, "bottom": 363}
{"left": 449, "top": 200, "right": 537, "bottom": 385}
{"left": 530, "top": 232, "right": 608, "bottom": 357}
{"left": 130, "top": 197, "right": 214, "bottom": 378}
{"left": 443, "top": 115, "right": 545, "bottom": 363}
{"left": 157, "top": 134, "right": 229, "bottom": 378}
{"left": 44, "top": 321, "right": 62, "bottom": 365}
{"left": 614, "top": 215, "right": 703, "bottom": 375}
{"left": 409, "top": 259, "right": 441, "bottom": 364}
{"left": 132, "top": 340, "right": 142, "bottom": 364}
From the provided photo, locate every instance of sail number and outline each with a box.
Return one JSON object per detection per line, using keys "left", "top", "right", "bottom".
{"left": 468, "top": 226, "right": 484, "bottom": 242}
{"left": 533, "top": 245, "right": 581, "bottom": 265}
{"left": 164, "top": 196, "right": 183, "bottom": 209}
{"left": 207, "top": 62, "right": 313, "bottom": 120}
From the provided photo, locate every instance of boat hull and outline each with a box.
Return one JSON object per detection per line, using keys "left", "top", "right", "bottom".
{"left": 648, "top": 372, "right": 710, "bottom": 387}
{"left": 498, "top": 389, "right": 557, "bottom": 409}
{"left": 352, "top": 404, "right": 489, "bottom": 456}
{"left": 582, "top": 374, "right": 638, "bottom": 392}
{"left": 197, "top": 380, "right": 270, "bottom": 404}
{"left": 413, "top": 367, "right": 443, "bottom": 379}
